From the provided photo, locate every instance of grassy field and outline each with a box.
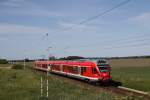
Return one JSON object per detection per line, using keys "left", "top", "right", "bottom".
{"left": 111, "top": 67, "right": 150, "bottom": 92}
{"left": 14, "top": 59, "right": 150, "bottom": 92}
{"left": 108, "top": 58, "right": 150, "bottom": 68}
{"left": 0, "top": 64, "right": 119, "bottom": 100}
{"left": 109, "top": 58, "right": 150, "bottom": 92}
{"left": 0, "top": 58, "right": 149, "bottom": 99}
{"left": 0, "top": 64, "right": 11, "bottom": 68}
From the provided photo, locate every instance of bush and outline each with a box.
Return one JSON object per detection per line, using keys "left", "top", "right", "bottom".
{"left": 0, "top": 59, "right": 8, "bottom": 64}
{"left": 11, "top": 64, "right": 24, "bottom": 69}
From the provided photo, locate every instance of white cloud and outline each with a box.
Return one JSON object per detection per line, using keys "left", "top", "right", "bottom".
{"left": 0, "top": 0, "right": 63, "bottom": 17}
{"left": 58, "top": 21, "right": 98, "bottom": 31}
{"left": 1, "top": 2, "right": 20, "bottom": 7}
{"left": 0, "top": 0, "right": 25, "bottom": 7}
{"left": 132, "top": 12, "right": 150, "bottom": 27}
{"left": 1, "top": 8, "right": 63, "bottom": 17}
{"left": 0, "top": 23, "right": 49, "bottom": 34}
{"left": 13, "top": 9, "right": 63, "bottom": 17}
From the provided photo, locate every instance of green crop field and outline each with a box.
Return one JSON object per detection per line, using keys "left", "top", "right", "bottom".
{"left": 0, "top": 64, "right": 120, "bottom": 100}
{"left": 111, "top": 67, "right": 150, "bottom": 92}
{"left": 109, "top": 58, "right": 150, "bottom": 92}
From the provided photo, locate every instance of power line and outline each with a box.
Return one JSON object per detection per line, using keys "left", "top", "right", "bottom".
{"left": 79, "top": 35, "right": 150, "bottom": 48}
{"left": 62, "top": 33, "right": 150, "bottom": 49}
{"left": 48, "top": 0, "right": 150, "bottom": 56}
{"left": 53, "top": 0, "right": 131, "bottom": 34}
{"left": 41, "top": 0, "right": 133, "bottom": 56}
{"left": 63, "top": 35, "right": 150, "bottom": 52}
{"left": 52, "top": 36, "right": 150, "bottom": 55}
{"left": 103, "top": 42, "right": 150, "bottom": 50}
{"left": 43, "top": 0, "right": 132, "bottom": 55}
{"left": 67, "top": 41, "right": 150, "bottom": 53}
{"left": 78, "top": 0, "right": 131, "bottom": 25}
{"left": 48, "top": 0, "right": 132, "bottom": 55}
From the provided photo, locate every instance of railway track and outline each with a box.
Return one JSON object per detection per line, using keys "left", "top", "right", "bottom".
{"left": 35, "top": 69, "right": 150, "bottom": 99}
{"left": 103, "top": 86, "right": 150, "bottom": 99}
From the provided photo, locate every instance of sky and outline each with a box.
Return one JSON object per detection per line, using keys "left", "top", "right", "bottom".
{"left": 0, "top": 0, "right": 150, "bottom": 60}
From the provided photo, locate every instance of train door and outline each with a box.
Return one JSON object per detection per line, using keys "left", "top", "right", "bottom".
{"left": 81, "top": 67, "right": 86, "bottom": 75}
{"left": 60, "top": 64, "right": 63, "bottom": 72}
{"left": 92, "top": 67, "right": 98, "bottom": 77}
{"left": 78, "top": 67, "right": 81, "bottom": 75}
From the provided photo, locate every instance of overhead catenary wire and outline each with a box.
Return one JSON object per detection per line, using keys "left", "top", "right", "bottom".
{"left": 63, "top": 36, "right": 150, "bottom": 53}
{"left": 52, "top": 36, "right": 150, "bottom": 55}
{"left": 47, "top": 0, "right": 149, "bottom": 55}
{"left": 74, "top": 34, "right": 150, "bottom": 48}
{"left": 105, "top": 42, "right": 150, "bottom": 50}
{"left": 60, "top": 33, "right": 150, "bottom": 50}
{"left": 48, "top": 0, "right": 149, "bottom": 56}
{"left": 52, "top": 0, "right": 131, "bottom": 34}
{"left": 37, "top": 0, "right": 149, "bottom": 56}
{"left": 46, "top": 31, "right": 150, "bottom": 56}
{"left": 100, "top": 39, "right": 150, "bottom": 49}
{"left": 67, "top": 41, "right": 150, "bottom": 53}
{"left": 39, "top": 0, "right": 132, "bottom": 56}
{"left": 78, "top": 0, "right": 131, "bottom": 25}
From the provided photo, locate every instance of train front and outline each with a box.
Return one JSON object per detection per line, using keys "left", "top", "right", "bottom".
{"left": 96, "top": 60, "right": 111, "bottom": 83}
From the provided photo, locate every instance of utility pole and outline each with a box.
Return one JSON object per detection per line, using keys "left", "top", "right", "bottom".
{"left": 40, "top": 76, "right": 49, "bottom": 99}
{"left": 41, "top": 77, "right": 43, "bottom": 97}
{"left": 24, "top": 58, "right": 26, "bottom": 69}
{"left": 46, "top": 79, "right": 49, "bottom": 98}
{"left": 46, "top": 61, "right": 49, "bottom": 99}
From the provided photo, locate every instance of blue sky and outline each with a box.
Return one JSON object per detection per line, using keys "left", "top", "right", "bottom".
{"left": 0, "top": 0, "right": 150, "bottom": 59}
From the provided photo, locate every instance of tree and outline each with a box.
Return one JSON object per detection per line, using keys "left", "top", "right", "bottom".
{"left": 0, "top": 59, "right": 8, "bottom": 64}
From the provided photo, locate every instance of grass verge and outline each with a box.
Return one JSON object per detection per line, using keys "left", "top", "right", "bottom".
{"left": 0, "top": 65, "right": 117, "bottom": 100}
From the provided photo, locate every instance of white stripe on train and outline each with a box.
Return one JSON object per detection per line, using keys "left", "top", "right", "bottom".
{"left": 34, "top": 67, "right": 100, "bottom": 81}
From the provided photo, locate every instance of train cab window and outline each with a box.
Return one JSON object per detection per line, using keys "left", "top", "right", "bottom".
{"left": 98, "top": 67, "right": 108, "bottom": 72}
{"left": 92, "top": 68, "right": 97, "bottom": 74}
{"left": 97, "top": 60, "right": 110, "bottom": 72}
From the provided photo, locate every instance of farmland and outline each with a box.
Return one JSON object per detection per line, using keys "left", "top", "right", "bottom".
{"left": 108, "top": 58, "right": 150, "bottom": 68}
{"left": 0, "top": 58, "right": 150, "bottom": 100}
{"left": 109, "top": 58, "right": 150, "bottom": 92}
{"left": 8, "top": 58, "right": 150, "bottom": 92}
{"left": 0, "top": 64, "right": 11, "bottom": 68}
{"left": 0, "top": 64, "right": 118, "bottom": 100}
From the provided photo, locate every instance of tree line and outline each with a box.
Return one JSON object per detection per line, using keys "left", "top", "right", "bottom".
{"left": 0, "top": 59, "right": 8, "bottom": 64}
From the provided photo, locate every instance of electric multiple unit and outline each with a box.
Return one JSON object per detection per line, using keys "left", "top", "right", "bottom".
{"left": 34, "top": 59, "right": 111, "bottom": 83}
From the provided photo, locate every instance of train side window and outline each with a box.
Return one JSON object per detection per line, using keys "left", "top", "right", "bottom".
{"left": 92, "top": 68, "right": 97, "bottom": 74}
{"left": 42, "top": 64, "right": 46, "bottom": 68}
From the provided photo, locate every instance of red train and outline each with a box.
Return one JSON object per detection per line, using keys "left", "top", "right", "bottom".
{"left": 34, "top": 59, "right": 111, "bottom": 83}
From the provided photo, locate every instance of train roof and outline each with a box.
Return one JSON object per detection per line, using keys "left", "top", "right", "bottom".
{"left": 35, "top": 60, "right": 97, "bottom": 67}
{"left": 35, "top": 59, "right": 108, "bottom": 67}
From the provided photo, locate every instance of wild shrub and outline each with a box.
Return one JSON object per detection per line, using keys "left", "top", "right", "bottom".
{"left": 11, "top": 64, "right": 24, "bottom": 69}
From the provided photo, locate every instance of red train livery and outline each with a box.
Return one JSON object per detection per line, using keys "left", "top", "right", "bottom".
{"left": 34, "top": 59, "right": 111, "bottom": 83}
